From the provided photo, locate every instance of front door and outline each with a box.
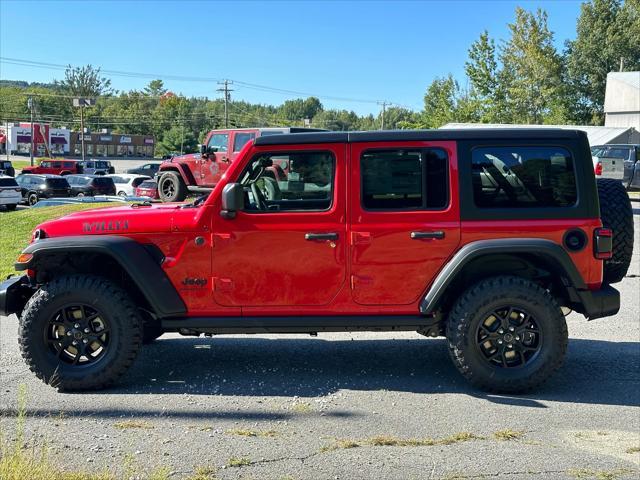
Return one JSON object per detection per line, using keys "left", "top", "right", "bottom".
{"left": 212, "top": 144, "right": 346, "bottom": 307}
{"left": 349, "top": 141, "right": 461, "bottom": 305}
{"left": 200, "top": 131, "right": 231, "bottom": 186}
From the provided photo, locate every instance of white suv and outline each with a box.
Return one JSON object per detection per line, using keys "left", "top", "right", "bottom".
{"left": 105, "top": 174, "right": 150, "bottom": 196}
{"left": 0, "top": 175, "right": 21, "bottom": 211}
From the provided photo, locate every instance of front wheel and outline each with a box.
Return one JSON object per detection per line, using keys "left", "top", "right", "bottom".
{"left": 28, "top": 193, "right": 39, "bottom": 206}
{"left": 18, "top": 275, "right": 143, "bottom": 391}
{"left": 158, "top": 172, "right": 188, "bottom": 202}
{"left": 446, "top": 276, "right": 567, "bottom": 393}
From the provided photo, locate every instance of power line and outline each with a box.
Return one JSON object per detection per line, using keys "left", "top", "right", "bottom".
{"left": 0, "top": 56, "right": 418, "bottom": 109}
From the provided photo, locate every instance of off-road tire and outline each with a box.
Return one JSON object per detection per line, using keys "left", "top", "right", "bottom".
{"left": 446, "top": 276, "right": 568, "bottom": 393}
{"left": 158, "top": 171, "right": 188, "bottom": 202}
{"left": 19, "top": 275, "right": 143, "bottom": 391}
{"left": 596, "top": 179, "right": 634, "bottom": 284}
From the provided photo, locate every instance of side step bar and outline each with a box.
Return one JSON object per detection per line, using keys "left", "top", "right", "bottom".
{"left": 161, "top": 315, "right": 438, "bottom": 335}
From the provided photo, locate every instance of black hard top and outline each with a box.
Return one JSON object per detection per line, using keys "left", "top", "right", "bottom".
{"left": 254, "top": 128, "right": 588, "bottom": 146}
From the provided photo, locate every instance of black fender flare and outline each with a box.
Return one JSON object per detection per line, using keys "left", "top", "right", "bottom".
{"left": 419, "top": 238, "right": 616, "bottom": 320}
{"left": 15, "top": 236, "right": 186, "bottom": 318}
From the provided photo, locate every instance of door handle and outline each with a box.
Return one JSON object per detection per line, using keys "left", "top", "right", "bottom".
{"left": 411, "top": 231, "right": 445, "bottom": 240}
{"left": 305, "top": 232, "right": 338, "bottom": 241}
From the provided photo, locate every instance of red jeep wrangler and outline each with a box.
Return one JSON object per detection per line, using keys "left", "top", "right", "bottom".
{"left": 21, "top": 159, "right": 83, "bottom": 176}
{"left": 156, "top": 127, "right": 325, "bottom": 202}
{"left": 1, "top": 129, "right": 633, "bottom": 393}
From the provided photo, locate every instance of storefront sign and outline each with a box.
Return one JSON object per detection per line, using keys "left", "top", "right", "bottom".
{"left": 100, "top": 135, "right": 112, "bottom": 142}
{"left": 119, "top": 136, "right": 132, "bottom": 144}
{"left": 80, "top": 134, "right": 92, "bottom": 141}
{"left": 144, "top": 138, "right": 154, "bottom": 144}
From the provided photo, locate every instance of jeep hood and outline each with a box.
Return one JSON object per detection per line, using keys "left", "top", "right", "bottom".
{"left": 34, "top": 204, "right": 203, "bottom": 238}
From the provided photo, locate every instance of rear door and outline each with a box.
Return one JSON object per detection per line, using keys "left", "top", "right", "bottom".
{"left": 349, "top": 141, "right": 460, "bottom": 305}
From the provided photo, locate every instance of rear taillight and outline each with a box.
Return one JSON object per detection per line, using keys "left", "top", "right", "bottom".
{"left": 594, "top": 228, "right": 613, "bottom": 259}
{"left": 594, "top": 161, "right": 603, "bottom": 176}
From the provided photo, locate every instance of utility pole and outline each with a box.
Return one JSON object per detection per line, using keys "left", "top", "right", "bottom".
{"left": 217, "top": 80, "right": 234, "bottom": 128}
{"left": 28, "top": 96, "right": 34, "bottom": 166}
{"left": 377, "top": 101, "right": 389, "bottom": 130}
{"left": 80, "top": 105, "right": 86, "bottom": 162}
{"left": 620, "top": 57, "right": 624, "bottom": 72}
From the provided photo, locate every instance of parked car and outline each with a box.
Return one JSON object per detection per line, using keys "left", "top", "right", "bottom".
{"left": 134, "top": 179, "right": 159, "bottom": 199}
{"left": 65, "top": 175, "right": 117, "bottom": 196}
{"left": 126, "top": 162, "right": 160, "bottom": 177}
{"left": 21, "top": 159, "right": 83, "bottom": 176}
{"left": 1, "top": 128, "right": 632, "bottom": 393}
{"left": 156, "top": 127, "right": 326, "bottom": 202}
{"left": 14, "top": 174, "right": 72, "bottom": 206}
{"left": 0, "top": 160, "right": 15, "bottom": 177}
{"left": 591, "top": 144, "right": 640, "bottom": 190}
{"left": 77, "top": 160, "right": 115, "bottom": 175}
{"left": 106, "top": 174, "right": 150, "bottom": 196}
{"left": 0, "top": 174, "right": 21, "bottom": 211}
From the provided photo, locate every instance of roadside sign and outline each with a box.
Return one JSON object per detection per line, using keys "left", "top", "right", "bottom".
{"left": 73, "top": 98, "right": 96, "bottom": 107}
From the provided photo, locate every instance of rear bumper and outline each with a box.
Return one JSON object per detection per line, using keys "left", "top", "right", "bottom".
{"left": 576, "top": 284, "right": 620, "bottom": 320}
{"left": 0, "top": 275, "right": 34, "bottom": 317}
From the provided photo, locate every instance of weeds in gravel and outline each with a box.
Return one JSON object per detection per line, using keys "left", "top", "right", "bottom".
{"left": 225, "top": 428, "right": 277, "bottom": 438}
{"left": 321, "top": 432, "right": 483, "bottom": 452}
{"left": 626, "top": 446, "right": 640, "bottom": 454}
{"left": 188, "top": 465, "right": 218, "bottom": 479}
{"left": 568, "top": 468, "right": 633, "bottom": 480}
{"left": 226, "top": 456, "right": 252, "bottom": 467}
{"left": 493, "top": 429, "right": 526, "bottom": 441}
{"left": 291, "top": 402, "right": 313, "bottom": 414}
{"left": 113, "top": 420, "right": 154, "bottom": 430}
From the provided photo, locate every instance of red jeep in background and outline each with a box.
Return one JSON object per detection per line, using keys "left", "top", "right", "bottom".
{"left": 156, "top": 127, "right": 325, "bottom": 202}
{"left": 21, "top": 159, "right": 83, "bottom": 176}
{"left": 1, "top": 129, "right": 633, "bottom": 393}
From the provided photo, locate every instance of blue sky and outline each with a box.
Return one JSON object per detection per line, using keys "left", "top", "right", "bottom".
{"left": 0, "top": 0, "right": 582, "bottom": 115}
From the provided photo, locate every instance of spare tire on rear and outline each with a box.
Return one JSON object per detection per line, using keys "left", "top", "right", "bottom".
{"left": 596, "top": 179, "right": 634, "bottom": 284}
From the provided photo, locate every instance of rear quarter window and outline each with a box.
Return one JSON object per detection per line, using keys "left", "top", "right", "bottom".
{"left": 46, "top": 178, "right": 70, "bottom": 188}
{"left": 0, "top": 178, "right": 18, "bottom": 187}
{"left": 92, "top": 177, "right": 114, "bottom": 186}
{"left": 471, "top": 146, "right": 577, "bottom": 208}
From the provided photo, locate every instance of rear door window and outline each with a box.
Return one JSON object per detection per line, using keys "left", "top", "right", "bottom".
{"left": 471, "top": 146, "right": 577, "bottom": 208}
{"left": 360, "top": 148, "right": 449, "bottom": 210}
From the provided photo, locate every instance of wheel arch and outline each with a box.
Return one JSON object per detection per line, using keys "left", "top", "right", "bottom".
{"left": 158, "top": 163, "right": 196, "bottom": 186}
{"left": 420, "top": 239, "right": 588, "bottom": 317}
{"left": 15, "top": 236, "right": 186, "bottom": 318}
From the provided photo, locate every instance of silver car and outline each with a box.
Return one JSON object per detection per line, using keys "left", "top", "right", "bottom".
{"left": 591, "top": 144, "right": 640, "bottom": 190}
{"left": 0, "top": 174, "right": 22, "bottom": 211}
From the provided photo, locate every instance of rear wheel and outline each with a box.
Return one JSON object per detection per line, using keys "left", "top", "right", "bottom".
{"left": 28, "top": 193, "right": 39, "bottom": 206}
{"left": 158, "top": 171, "right": 188, "bottom": 202}
{"left": 447, "top": 276, "right": 567, "bottom": 393}
{"left": 596, "top": 179, "right": 634, "bottom": 284}
{"left": 18, "top": 275, "right": 143, "bottom": 391}
{"left": 118, "top": 191, "right": 127, "bottom": 197}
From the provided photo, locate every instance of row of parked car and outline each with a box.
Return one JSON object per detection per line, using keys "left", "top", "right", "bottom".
{"left": 0, "top": 173, "right": 159, "bottom": 210}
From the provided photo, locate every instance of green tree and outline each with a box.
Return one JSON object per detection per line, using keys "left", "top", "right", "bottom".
{"left": 156, "top": 125, "right": 197, "bottom": 156}
{"left": 280, "top": 97, "right": 323, "bottom": 122}
{"left": 143, "top": 79, "right": 167, "bottom": 97}
{"left": 565, "top": 0, "right": 640, "bottom": 124}
{"left": 500, "top": 7, "right": 566, "bottom": 124}
{"left": 465, "top": 31, "right": 505, "bottom": 122}
{"left": 55, "top": 64, "right": 112, "bottom": 97}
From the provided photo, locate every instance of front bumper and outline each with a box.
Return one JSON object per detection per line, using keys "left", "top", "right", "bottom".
{"left": 0, "top": 275, "right": 34, "bottom": 317}
{"left": 576, "top": 284, "right": 620, "bottom": 320}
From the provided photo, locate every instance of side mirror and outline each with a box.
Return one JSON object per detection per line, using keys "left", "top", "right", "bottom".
{"left": 199, "top": 144, "right": 207, "bottom": 155}
{"left": 220, "top": 183, "right": 244, "bottom": 219}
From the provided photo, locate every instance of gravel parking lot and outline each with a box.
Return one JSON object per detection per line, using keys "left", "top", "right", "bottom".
{"left": 0, "top": 211, "right": 638, "bottom": 479}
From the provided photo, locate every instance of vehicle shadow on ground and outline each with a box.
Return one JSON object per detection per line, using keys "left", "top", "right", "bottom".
{"left": 98, "top": 336, "right": 640, "bottom": 408}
